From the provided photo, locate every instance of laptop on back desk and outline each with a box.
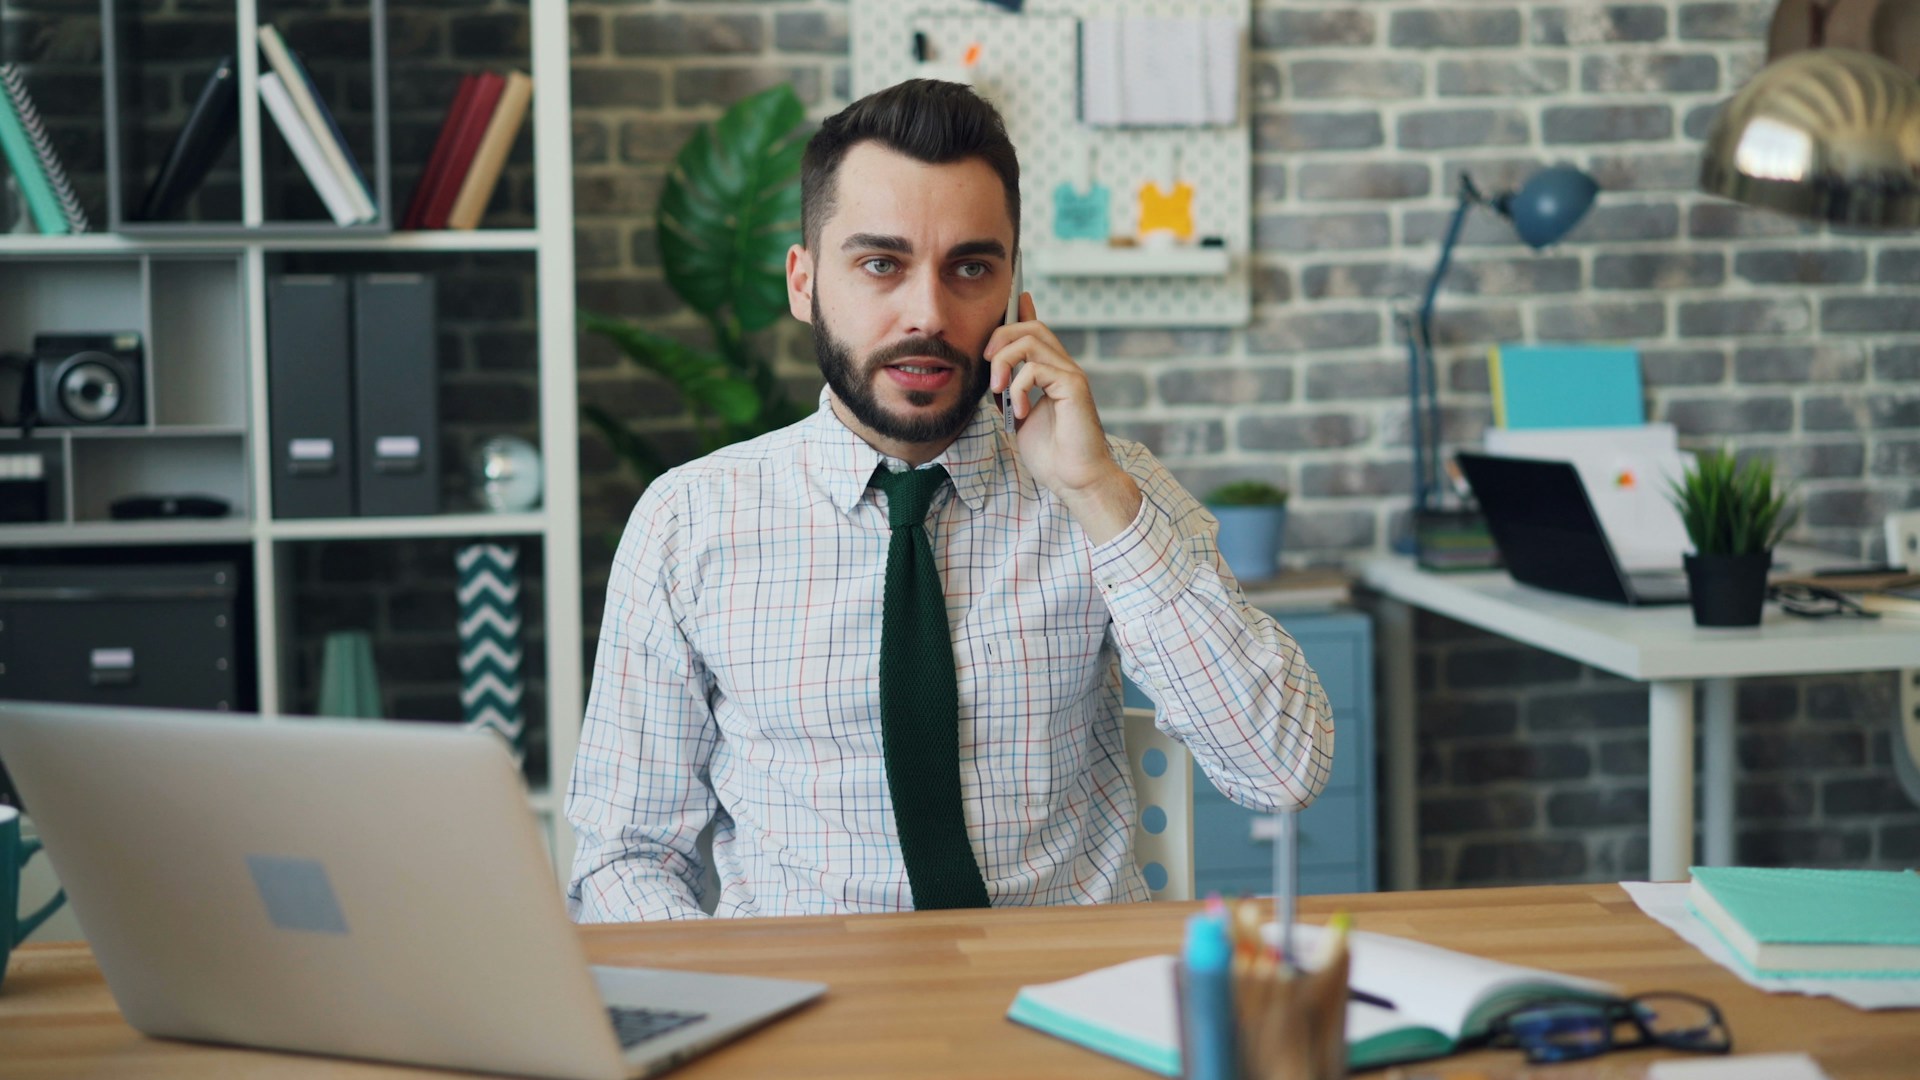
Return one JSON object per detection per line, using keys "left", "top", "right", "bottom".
{"left": 1456, "top": 451, "right": 1690, "bottom": 606}
{"left": 0, "top": 701, "right": 824, "bottom": 1080}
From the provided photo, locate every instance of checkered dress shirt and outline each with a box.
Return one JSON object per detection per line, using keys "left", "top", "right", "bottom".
{"left": 567, "top": 391, "right": 1334, "bottom": 921}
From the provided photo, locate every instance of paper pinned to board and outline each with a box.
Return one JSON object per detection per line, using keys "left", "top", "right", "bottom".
{"left": 1082, "top": 17, "right": 1240, "bottom": 127}
{"left": 1483, "top": 423, "right": 1693, "bottom": 570}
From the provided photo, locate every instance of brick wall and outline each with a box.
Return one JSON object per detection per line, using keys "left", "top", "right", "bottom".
{"left": 8, "top": 0, "right": 1911, "bottom": 886}
{"left": 569, "top": 0, "right": 1920, "bottom": 887}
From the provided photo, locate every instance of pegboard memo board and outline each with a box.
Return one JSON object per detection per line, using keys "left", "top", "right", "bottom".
{"left": 851, "top": 0, "right": 1251, "bottom": 329}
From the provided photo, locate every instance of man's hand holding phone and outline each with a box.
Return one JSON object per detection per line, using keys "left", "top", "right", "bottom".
{"left": 987, "top": 261, "right": 1142, "bottom": 545}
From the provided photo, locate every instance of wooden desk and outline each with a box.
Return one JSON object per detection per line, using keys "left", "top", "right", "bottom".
{"left": 3, "top": 885, "right": 1915, "bottom": 1079}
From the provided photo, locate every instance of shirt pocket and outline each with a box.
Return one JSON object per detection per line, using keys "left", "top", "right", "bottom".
{"left": 971, "top": 632, "right": 1106, "bottom": 804}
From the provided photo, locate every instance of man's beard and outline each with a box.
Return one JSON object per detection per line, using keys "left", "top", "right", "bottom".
{"left": 812, "top": 290, "right": 990, "bottom": 446}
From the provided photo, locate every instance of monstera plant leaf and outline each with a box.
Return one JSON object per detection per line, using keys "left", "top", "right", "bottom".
{"left": 579, "top": 311, "right": 759, "bottom": 426}
{"left": 657, "top": 85, "right": 807, "bottom": 336}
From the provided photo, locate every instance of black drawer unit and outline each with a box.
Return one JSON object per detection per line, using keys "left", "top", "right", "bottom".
{"left": 0, "top": 563, "right": 244, "bottom": 711}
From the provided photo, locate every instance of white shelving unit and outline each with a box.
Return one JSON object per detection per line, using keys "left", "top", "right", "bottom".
{"left": 1, "top": 4, "right": 581, "bottom": 879}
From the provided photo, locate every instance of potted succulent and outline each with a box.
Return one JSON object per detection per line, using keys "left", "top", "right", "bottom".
{"left": 1669, "top": 449, "right": 1797, "bottom": 627}
{"left": 1204, "top": 480, "right": 1291, "bottom": 584}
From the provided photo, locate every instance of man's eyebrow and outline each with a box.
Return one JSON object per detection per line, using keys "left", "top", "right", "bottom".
{"left": 841, "top": 233, "right": 912, "bottom": 254}
{"left": 946, "top": 239, "right": 1008, "bottom": 261}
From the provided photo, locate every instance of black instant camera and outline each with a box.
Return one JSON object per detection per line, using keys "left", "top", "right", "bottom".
{"left": 31, "top": 332, "right": 145, "bottom": 427}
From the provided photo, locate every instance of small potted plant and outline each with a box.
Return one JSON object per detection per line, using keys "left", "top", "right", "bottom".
{"left": 1204, "top": 480, "right": 1290, "bottom": 584}
{"left": 1669, "top": 448, "right": 1797, "bottom": 627}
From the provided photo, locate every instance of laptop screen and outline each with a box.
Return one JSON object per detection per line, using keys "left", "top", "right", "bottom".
{"left": 1455, "top": 452, "right": 1634, "bottom": 604}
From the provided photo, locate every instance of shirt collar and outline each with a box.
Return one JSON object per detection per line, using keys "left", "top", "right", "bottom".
{"left": 804, "top": 387, "right": 1007, "bottom": 516}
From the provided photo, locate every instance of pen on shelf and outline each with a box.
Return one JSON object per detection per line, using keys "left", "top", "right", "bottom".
{"left": 1179, "top": 911, "right": 1237, "bottom": 1080}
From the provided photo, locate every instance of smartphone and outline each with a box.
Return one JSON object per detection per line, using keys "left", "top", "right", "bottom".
{"left": 1001, "top": 254, "right": 1023, "bottom": 437}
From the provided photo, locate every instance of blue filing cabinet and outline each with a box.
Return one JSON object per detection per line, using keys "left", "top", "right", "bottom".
{"left": 1127, "top": 608, "right": 1377, "bottom": 896}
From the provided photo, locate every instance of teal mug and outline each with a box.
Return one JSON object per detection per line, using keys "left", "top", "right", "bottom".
{"left": 2, "top": 804, "right": 67, "bottom": 991}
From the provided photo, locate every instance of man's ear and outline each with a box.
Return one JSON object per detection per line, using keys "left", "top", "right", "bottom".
{"left": 786, "top": 244, "right": 814, "bottom": 324}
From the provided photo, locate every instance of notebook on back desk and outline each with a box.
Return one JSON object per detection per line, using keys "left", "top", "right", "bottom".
{"left": 1455, "top": 451, "right": 1689, "bottom": 606}
{"left": 0, "top": 701, "right": 824, "bottom": 1080}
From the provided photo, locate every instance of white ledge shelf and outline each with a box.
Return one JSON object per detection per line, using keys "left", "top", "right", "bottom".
{"left": 1025, "top": 245, "right": 1231, "bottom": 278}
{"left": 267, "top": 511, "right": 548, "bottom": 541}
{"left": 0, "top": 521, "right": 254, "bottom": 547}
{"left": 0, "top": 230, "right": 541, "bottom": 256}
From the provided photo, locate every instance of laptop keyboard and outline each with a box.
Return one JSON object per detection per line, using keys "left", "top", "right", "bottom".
{"left": 606, "top": 1006, "right": 707, "bottom": 1049}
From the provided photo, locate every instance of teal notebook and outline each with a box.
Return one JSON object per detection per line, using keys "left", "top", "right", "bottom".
{"left": 1687, "top": 866, "right": 1920, "bottom": 979}
{"left": 1006, "top": 925, "right": 1617, "bottom": 1074}
{"left": 1489, "top": 344, "right": 1643, "bottom": 429}
{"left": 0, "top": 73, "right": 66, "bottom": 235}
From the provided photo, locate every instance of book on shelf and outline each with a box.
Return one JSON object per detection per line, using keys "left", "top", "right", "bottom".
{"left": 0, "top": 65, "right": 86, "bottom": 233}
{"left": 402, "top": 74, "right": 477, "bottom": 230}
{"left": 1687, "top": 866, "right": 1920, "bottom": 978}
{"left": 445, "top": 70, "right": 531, "bottom": 230}
{"left": 1006, "top": 922, "right": 1618, "bottom": 1075}
{"left": 1854, "top": 583, "right": 1920, "bottom": 620}
{"left": 259, "top": 72, "right": 361, "bottom": 226}
{"left": 0, "top": 65, "right": 67, "bottom": 235}
{"left": 138, "top": 54, "right": 240, "bottom": 222}
{"left": 257, "top": 23, "right": 376, "bottom": 224}
{"left": 1238, "top": 566, "right": 1352, "bottom": 610}
{"left": 1771, "top": 570, "right": 1920, "bottom": 619}
{"left": 417, "top": 71, "right": 505, "bottom": 230}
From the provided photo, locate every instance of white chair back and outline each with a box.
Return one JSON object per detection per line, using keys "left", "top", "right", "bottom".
{"left": 1123, "top": 706, "right": 1194, "bottom": 901}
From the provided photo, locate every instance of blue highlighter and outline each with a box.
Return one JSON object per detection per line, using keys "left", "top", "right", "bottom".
{"left": 1178, "top": 911, "right": 1237, "bottom": 1080}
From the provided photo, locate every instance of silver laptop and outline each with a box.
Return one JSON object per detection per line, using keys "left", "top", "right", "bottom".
{"left": 0, "top": 701, "right": 824, "bottom": 1080}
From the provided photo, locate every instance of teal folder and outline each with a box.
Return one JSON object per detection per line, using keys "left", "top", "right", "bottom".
{"left": 1489, "top": 345, "right": 1643, "bottom": 429}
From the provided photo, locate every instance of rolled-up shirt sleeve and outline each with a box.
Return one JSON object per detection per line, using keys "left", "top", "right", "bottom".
{"left": 1089, "top": 441, "right": 1334, "bottom": 811}
{"left": 566, "top": 480, "right": 718, "bottom": 922}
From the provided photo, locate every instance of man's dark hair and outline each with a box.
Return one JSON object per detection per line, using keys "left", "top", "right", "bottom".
{"left": 800, "top": 79, "right": 1021, "bottom": 250}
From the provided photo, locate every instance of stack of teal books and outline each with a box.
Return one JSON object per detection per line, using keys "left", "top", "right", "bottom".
{"left": 1687, "top": 867, "right": 1920, "bottom": 979}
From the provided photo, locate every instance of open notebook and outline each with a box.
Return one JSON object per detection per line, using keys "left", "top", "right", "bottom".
{"left": 1007, "top": 923, "right": 1618, "bottom": 1074}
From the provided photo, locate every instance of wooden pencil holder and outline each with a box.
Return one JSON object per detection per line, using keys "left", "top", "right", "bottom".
{"left": 1230, "top": 947, "right": 1350, "bottom": 1080}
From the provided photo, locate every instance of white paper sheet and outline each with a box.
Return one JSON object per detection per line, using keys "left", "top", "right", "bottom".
{"left": 1621, "top": 881, "right": 1920, "bottom": 1010}
{"left": 1083, "top": 16, "right": 1240, "bottom": 128}
{"left": 1648, "top": 1053, "right": 1833, "bottom": 1079}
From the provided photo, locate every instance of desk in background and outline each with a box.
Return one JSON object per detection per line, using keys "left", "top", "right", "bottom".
{"left": 1361, "top": 551, "right": 1920, "bottom": 887}
{"left": 4, "top": 884, "right": 1917, "bottom": 1078}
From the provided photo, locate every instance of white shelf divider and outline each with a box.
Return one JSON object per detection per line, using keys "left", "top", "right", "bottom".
{"left": 1025, "top": 245, "right": 1232, "bottom": 279}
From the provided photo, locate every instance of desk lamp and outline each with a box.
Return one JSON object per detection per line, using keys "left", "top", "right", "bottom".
{"left": 1402, "top": 165, "right": 1598, "bottom": 564}
{"left": 1700, "top": 3, "right": 1920, "bottom": 228}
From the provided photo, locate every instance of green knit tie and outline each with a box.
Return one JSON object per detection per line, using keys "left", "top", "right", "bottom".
{"left": 870, "top": 464, "right": 990, "bottom": 910}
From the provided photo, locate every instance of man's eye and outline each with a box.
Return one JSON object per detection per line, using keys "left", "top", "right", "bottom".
{"left": 861, "top": 258, "right": 897, "bottom": 276}
{"left": 954, "top": 261, "right": 989, "bottom": 280}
